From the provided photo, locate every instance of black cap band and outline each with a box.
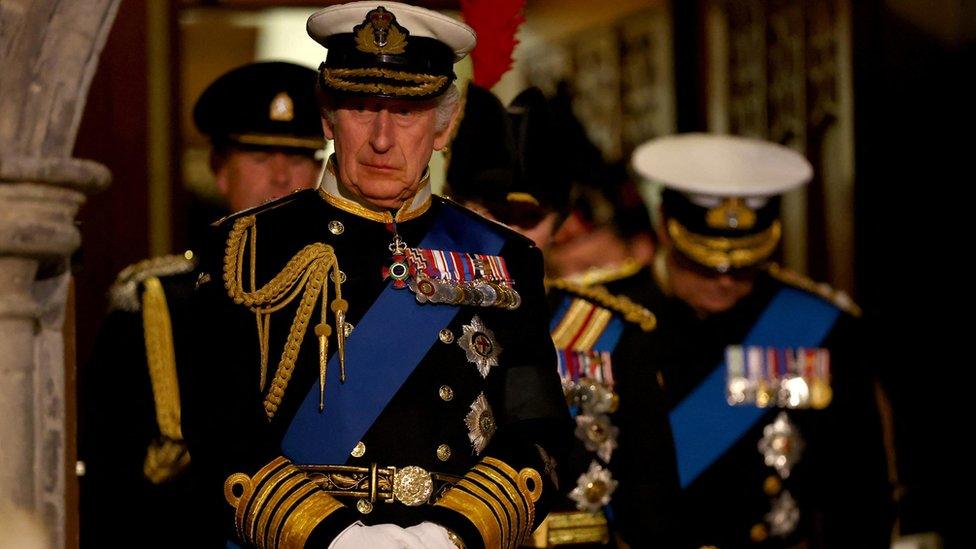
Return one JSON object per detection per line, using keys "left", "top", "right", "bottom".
{"left": 320, "top": 34, "right": 455, "bottom": 100}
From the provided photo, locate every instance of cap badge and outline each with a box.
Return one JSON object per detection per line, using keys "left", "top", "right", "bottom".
{"left": 707, "top": 197, "right": 756, "bottom": 230}
{"left": 269, "top": 92, "right": 294, "bottom": 122}
{"left": 354, "top": 6, "right": 408, "bottom": 55}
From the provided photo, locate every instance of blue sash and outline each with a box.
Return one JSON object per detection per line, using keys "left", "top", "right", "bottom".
{"left": 282, "top": 205, "right": 506, "bottom": 464}
{"left": 669, "top": 287, "right": 841, "bottom": 489}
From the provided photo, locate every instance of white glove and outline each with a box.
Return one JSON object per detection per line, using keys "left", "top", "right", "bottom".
{"left": 328, "top": 521, "right": 457, "bottom": 549}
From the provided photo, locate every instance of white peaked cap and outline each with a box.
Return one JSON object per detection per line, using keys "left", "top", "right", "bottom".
{"left": 307, "top": 1, "right": 476, "bottom": 62}
{"left": 631, "top": 133, "right": 813, "bottom": 197}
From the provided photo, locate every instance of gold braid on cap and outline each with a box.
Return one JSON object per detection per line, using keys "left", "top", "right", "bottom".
{"left": 224, "top": 456, "right": 345, "bottom": 549}
{"left": 224, "top": 216, "right": 347, "bottom": 420}
{"left": 141, "top": 276, "right": 190, "bottom": 484}
{"left": 322, "top": 68, "right": 448, "bottom": 97}
{"left": 434, "top": 457, "right": 544, "bottom": 549}
{"left": 667, "top": 218, "right": 781, "bottom": 270}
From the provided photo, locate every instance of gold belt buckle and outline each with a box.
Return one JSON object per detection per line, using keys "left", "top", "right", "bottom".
{"left": 392, "top": 465, "right": 434, "bottom": 506}
{"left": 301, "top": 463, "right": 435, "bottom": 507}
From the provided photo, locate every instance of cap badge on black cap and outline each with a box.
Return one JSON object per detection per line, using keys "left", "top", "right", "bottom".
{"left": 269, "top": 92, "right": 295, "bottom": 122}
{"left": 706, "top": 198, "right": 756, "bottom": 230}
{"left": 354, "top": 6, "right": 409, "bottom": 55}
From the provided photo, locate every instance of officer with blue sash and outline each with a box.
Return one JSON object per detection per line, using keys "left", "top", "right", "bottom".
{"left": 631, "top": 133, "right": 895, "bottom": 547}
{"left": 183, "top": 4, "right": 571, "bottom": 548}
{"left": 445, "top": 85, "right": 681, "bottom": 548}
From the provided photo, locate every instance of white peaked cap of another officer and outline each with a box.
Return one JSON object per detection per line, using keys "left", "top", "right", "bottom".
{"left": 632, "top": 133, "right": 813, "bottom": 197}
{"left": 307, "top": 1, "right": 476, "bottom": 61}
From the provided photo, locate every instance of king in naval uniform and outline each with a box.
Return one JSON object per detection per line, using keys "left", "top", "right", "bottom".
{"left": 182, "top": 4, "right": 572, "bottom": 548}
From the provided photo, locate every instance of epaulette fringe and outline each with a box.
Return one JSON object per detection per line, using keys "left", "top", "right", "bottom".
{"left": 766, "top": 263, "right": 862, "bottom": 317}
{"left": 108, "top": 253, "right": 197, "bottom": 312}
{"left": 548, "top": 278, "right": 657, "bottom": 332}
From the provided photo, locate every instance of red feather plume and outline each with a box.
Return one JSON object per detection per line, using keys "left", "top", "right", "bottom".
{"left": 461, "top": 0, "right": 526, "bottom": 90}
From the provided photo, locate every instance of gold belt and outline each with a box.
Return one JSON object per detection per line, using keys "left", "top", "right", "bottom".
{"left": 299, "top": 463, "right": 461, "bottom": 508}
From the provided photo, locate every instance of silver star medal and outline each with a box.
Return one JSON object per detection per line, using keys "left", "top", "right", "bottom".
{"left": 457, "top": 315, "right": 501, "bottom": 378}
{"left": 575, "top": 377, "right": 619, "bottom": 415}
{"left": 465, "top": 393, "right": 496, "bottom": 455}
{"left": 766, "top": 490, "right": 800, "bottom": 537}
{"left": 575, "top": 413, "right": 619, "bottom": 462}
{"left": 757, "top": 411, "right": 804, "bottom": 478}
{"left": 569, "top": 460, "right": 618, "bottom": 513}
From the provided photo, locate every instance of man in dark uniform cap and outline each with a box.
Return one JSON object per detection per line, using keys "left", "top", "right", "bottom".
{"left": 446, "top": 85, "right": 680, "bottom": 548}
{"left": 631, "top": 133, "right": 895, "bottom": 547}
{"left": 78, "top": 61, "right": 323, "bottom": 548}
{"left": 193, "top": 61, "right": 325, "bottom": 214}
{"left": 182, "top": 4, "right": 571, "bottom": 548}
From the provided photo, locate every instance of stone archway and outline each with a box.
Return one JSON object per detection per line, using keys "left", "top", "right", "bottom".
{"left": 1, "top": 1, "right": 121, "bottom": 546}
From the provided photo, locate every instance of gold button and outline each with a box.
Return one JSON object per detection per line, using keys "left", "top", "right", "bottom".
{"left": 750, "top": 523, "right": 769, "bottom": 542}
{"left": 438, "top": 328, "right": 454, "bottom": 344}
{"left": 350, "top": 441, "right": 366, "bottom": 458}
{"left": 343, "top": 322, "right": 354, "bottom": 337}
{"left": 356, "top": 499, "right": 373, "bottom": 514}
{"left": 439, "top": 385, "right": 454, "bottom": 402}
{"left": 763, "top": 475, "right": 782, "bottom": 496}
{"left": 328, "top": 220, "right": 344, "bottom": 235}
{"left": 437, "top": 444, "right": 452, "bottom": 461}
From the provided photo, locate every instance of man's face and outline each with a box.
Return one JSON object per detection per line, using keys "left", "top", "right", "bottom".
{"left": 215, "top": 148, "right": 319, "bottom": 212}
{"left": 667, "top": 249, "right": 756, "bottom": 316}
{"left": 548, "top": 226, "right": 633, "bottom": 278}
{"left": 324, "top": 96, "right": 455, "bottom": 209}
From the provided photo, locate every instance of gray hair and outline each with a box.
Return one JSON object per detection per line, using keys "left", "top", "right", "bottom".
{"left": 319, "top": 83, "right": 460, "bottom": 133}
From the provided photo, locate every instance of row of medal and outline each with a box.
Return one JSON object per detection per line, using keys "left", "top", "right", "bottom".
{"left": 398, "top": 247, "right": 521, "bottom": 309}
{"left": 554, "top": 348, "right": 621, "bottom": 512}
{"left": 557, "top": 349, "right": 618, "bottom": 415}
{"left": 556, "top": 349, "right": 620, "bottom": 464}
{"left": 725, "top": 345, "right": 832, "bottom": 409}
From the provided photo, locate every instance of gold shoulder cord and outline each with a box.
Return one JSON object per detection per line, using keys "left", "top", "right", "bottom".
{"left": 224, "top": 216, "right": 347, "bottom": 420}
{"left": 141, "top": 276, "right": 190, "bottom": 483}
{"left": 765, "top": 263, "right": 862, "bottom": 317}
{"left": 548, "top": 279, "right": 657, "bottom": 332}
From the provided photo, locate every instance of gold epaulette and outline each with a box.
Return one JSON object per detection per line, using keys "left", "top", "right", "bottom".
{"left": 108, "top": 252, "right": 197, "bottom": 312}
{"left": 564, "top": 258, "right": 643, "bottom": 287}
{"left": 548, "top": 278, "right": 657, "bottom": 333}
{"left": 766, "top": 263, "right": 862, "bottom": 317}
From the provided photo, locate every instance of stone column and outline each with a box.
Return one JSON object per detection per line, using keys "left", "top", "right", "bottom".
{"left": 1, "top": 0, "right": 120, "bottom": 546}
